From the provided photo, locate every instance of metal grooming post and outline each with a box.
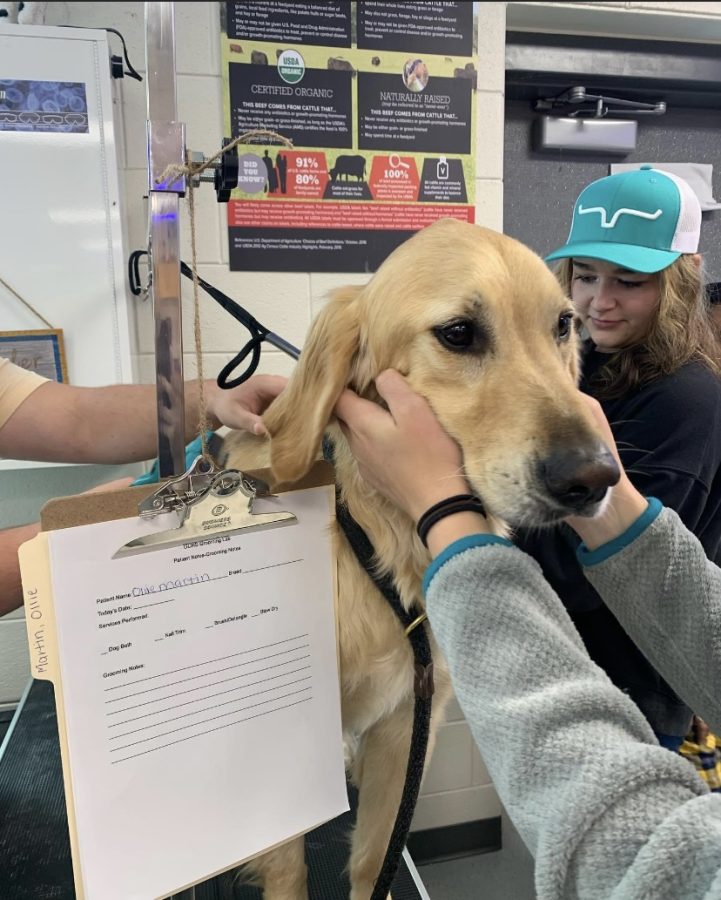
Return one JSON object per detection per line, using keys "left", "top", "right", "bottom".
{"left": 146, "top": 0, "right": 186, "bottom": 479}
{"left": 145, "top": 3, "right": 194, "bottom": 898}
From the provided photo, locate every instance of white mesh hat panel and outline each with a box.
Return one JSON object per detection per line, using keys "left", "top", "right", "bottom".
{"left": 656, "top": 169, "right": 702, "bottom": 253}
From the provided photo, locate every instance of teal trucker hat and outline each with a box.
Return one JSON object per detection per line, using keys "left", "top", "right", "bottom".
{"left": 545, "top": 165, "right": 701, "bottom": 273}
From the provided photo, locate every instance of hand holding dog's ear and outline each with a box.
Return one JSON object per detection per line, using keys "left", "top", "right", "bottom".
{"left": 206, "top": 374, "right": 287, "bottom": 436}
{"left": 335, "top": 369, "right": 470, "bottom": 521}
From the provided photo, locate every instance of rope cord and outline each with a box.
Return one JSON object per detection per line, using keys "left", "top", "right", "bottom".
{"left": 154, "top": 129, "right": 294, "bottom": 454}
{"left": 0, "top": 275, "right": 55, "bottom": 330}
{"left": 157, "top": 129, "right": 293, "bottom": 188}
{"left": 187, "top": 180, "right": 210, "bottom": 460}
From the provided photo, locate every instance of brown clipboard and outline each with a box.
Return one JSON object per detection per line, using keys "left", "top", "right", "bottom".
{"left": 19, "top": 459, "right": 339, "bottom": 900}
{"left": 40, "top": 460, "right": 335, "bottom": 530}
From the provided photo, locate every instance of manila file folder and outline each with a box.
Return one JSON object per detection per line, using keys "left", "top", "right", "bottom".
{"left": 18, "top": 461, "right": 348, "bottom": 900}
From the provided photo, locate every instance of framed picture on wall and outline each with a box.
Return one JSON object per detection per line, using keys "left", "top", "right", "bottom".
{"left": 0, "top": 329, "right": 69, "bottom": 383}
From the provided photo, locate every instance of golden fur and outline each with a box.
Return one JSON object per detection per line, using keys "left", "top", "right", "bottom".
{"left": 220, "top": 218, "right": 617, "bottom": 900}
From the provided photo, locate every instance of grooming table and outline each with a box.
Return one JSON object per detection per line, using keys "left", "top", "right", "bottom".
{"left": 0, "top": 680, "right": 429, "bottom": 899}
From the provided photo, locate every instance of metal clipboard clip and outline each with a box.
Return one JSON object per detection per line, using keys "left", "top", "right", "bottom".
{"left": 113, "top": 457, "right": 297, "bottom": 559}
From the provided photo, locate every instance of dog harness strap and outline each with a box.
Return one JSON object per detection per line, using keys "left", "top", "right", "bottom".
{"left": 334, "top": 493, "right": 434, "bottom": 900}
{"left": 335, "top": 497, "right": 425, "bottom": 632}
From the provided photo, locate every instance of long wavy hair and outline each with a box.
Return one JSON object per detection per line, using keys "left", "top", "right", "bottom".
{"left": 555, "top": 256, "right": 721, "bottom": 398}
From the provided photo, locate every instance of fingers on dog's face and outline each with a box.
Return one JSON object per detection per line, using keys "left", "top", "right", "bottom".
{"left": 354, "top": 220, "right": 608, "bottom": 525}
{"left": 264, "top": 219, "right": 612, "bottom": 522}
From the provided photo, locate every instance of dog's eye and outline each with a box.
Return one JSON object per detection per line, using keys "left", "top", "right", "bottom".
{"left": 557, "top": 313, "right": 573, "bottom": 342}
{"left": 434, "top": 320, "right": 475, "bottom": 350}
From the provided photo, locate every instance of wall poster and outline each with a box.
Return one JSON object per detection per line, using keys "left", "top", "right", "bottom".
{"left": 220, "top": 2, "right": 479, "bottom": 272}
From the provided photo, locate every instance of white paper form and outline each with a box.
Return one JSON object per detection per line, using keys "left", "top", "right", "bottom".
{"left": 46, "top": 485, "right": 347, "bottom": 900}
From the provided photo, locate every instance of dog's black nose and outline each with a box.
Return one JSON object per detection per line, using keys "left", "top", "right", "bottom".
{"left": 539, "top": 446, "right": 620, "bottom": 511}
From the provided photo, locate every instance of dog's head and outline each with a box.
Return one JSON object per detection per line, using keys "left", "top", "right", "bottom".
{"left": 264, "top": 218, "right": 619, "bottom": 527}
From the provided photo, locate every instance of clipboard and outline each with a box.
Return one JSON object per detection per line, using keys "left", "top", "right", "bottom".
{"left": 18, "top": 459, "right": 348, "bottom": 900}
{"left": 39, "top": 459, "right": 334, "bottom": 532}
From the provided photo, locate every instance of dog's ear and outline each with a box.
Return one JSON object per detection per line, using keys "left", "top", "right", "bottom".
{"left": 263, "top": 286, "right": 363, "bottom": 482}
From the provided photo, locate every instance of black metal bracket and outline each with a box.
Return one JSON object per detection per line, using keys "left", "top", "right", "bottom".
{"left": 214, "top": 139, "right": 239, "bottom": 203}
{"left": 535, "top": 86, "right": 666, "bottom": 118}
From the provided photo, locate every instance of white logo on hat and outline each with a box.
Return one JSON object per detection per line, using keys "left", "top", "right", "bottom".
{"left": 578, "top": 205, "right": 663, "bottom": 229}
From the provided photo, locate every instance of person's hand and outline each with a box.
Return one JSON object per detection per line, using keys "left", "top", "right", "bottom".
{"left": 206, "top": 374, "right": 287, "bottom": 436}
{"left": 566, "top": 394, "right": 649, "bottom": 549}
{"left": 691, "top": 715, "right": 711, "bottom": 746}
{"left": 334, "top": 369, "right": 471, "bottom": 522}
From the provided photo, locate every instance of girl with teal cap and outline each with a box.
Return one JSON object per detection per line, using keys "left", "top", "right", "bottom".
{"left": 518, "top": 166, "right": 721, "bottom": 751}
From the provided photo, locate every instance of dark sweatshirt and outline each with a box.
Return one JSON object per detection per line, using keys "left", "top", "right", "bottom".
{"left": 516, "top": 344, "right": 721, "bottom": 736}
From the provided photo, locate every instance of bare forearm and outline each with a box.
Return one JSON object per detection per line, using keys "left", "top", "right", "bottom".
{"left": 0, "top": 523, "right": 40, "bottom": 617}
{"left": 568, "top": 475, "right": 648, "bottom": 550}
{"left": 0, "top": 379, "right": 221, "bottom": 465}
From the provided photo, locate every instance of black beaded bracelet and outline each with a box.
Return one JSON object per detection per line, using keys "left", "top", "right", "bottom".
{"left": 416, "top": 493, "right": 486, "bottom": 548}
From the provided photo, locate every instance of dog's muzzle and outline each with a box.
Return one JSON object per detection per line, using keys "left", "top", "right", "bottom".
{"left": 538, "top": 443, "right": 620, "bottom": 515}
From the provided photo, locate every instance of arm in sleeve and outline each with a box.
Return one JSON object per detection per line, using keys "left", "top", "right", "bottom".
{"left": 0, "top": 376, "right": 285, "bottom": 464}
{"left": 0, "top": 358, "right": 47, "bottom": 429}
{"left": 425, "top": 541, "right": 721, "bottom": 899}
{"left": 582, "top": 505, "right": 721, "bottom": 734}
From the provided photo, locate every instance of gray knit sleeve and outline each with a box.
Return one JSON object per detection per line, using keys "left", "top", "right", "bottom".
{"left": 425, "top": 542, "right": 717, "bottom": 899}
{"left": 582, "top": 506, "right": 721, "bottom": 733}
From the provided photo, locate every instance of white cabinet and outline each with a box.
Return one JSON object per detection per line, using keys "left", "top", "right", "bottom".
{"left": 0, "top": 24, "right": 133, "bottom": 470}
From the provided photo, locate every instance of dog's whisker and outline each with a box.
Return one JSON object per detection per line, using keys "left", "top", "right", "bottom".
{"left": 608, "top": 418, "right": 644, "bottom": 427}
{"left": 440, "top": 469, "right": 469, "bottom": 483}
{"left": 624, "top": 467, "right": 649, "bottom": 477}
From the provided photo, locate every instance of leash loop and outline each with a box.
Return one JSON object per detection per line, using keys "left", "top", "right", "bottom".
{"left": 217, "top": 336, "right": 265, "bottom": 389}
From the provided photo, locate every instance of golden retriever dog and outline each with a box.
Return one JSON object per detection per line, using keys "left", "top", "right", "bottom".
{"left": 220, "top": 218, "right": 619, "bottom": 900}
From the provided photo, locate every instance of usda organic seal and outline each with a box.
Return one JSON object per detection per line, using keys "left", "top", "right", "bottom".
{"left": 278, "top": 49, "right": 305, "bottom": 85}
